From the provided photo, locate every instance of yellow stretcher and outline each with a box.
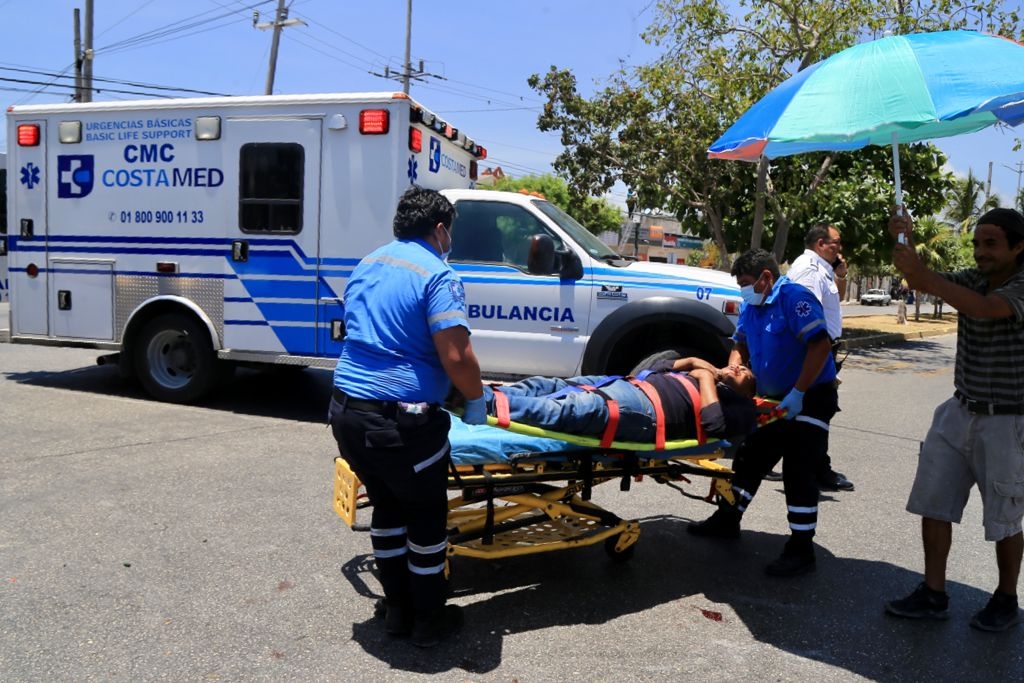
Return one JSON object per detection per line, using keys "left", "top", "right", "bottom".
{"left": 332, "top": 415, "right": 740, "bottom": 563}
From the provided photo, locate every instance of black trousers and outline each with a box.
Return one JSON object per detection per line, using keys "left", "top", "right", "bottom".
{"left": 730, "top": 382, "right": 839, "bottom": 540}
{"left": 329, "top": 396, "right": 452, "bottom": 618}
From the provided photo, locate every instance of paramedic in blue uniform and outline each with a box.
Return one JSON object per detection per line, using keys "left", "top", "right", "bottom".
{"left": 328, "top": 187, "right": 488, "bottom": 648}
{"left": 689, "top": 249, "right": 838, "bottom": 577}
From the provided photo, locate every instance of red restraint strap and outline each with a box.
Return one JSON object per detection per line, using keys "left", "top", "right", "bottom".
{"left": 628, "top": 378, "right": 666, "bottom": 450}
{"left": 489, "top": 386, "right": 511, "bottom": 428}
{"left": 562, "top": 383, "right": 620, "bottom": 448}
{"left": 599, "top": 399, "right": 620, "bottom": 448}
{"left": 668, "top": 373, "right": 706, "bottom": 444}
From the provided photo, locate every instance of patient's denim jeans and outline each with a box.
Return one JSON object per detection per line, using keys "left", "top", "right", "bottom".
{"left": 483, "top": 375, "right": 656, "bottom": 441}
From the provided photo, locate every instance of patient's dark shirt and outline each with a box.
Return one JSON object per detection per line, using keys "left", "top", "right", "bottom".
{"left": 643, "top": 360, "right": 756, "bottom": 439}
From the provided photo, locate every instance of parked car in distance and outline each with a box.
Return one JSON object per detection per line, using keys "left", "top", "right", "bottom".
{"left": 860, "top": 288, "right": 892, "bottom": 306}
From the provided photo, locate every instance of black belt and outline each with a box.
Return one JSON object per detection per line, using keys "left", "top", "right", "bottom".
{"left": 954, "top": 390, "right": 1024, "bottom": 415}
{"left": 332, "top": 388, "right": 396, "bottom": 415}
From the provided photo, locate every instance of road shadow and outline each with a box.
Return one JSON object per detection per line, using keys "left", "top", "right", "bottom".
{"left": 4, "top": 363, "right": 334, "bottom": 423}
{"left": 336, "top": 515, "right": 1022, "bottom": 679}
{"left": 845, "top": 338, "right": 953, "bottom": 374}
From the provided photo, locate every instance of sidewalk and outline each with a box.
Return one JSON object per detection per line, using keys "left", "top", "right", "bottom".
{"left": 842, "top": 312, "right": 958, "bottom": 350}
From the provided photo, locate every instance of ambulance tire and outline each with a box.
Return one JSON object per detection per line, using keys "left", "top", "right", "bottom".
{"left": 135, "top": 313, "right": 219, "bottom": 404}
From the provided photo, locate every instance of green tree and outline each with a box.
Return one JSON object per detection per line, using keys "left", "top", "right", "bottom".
{"left": 491, "top": 173, "right": 623, "bottom": 236}
{"left": 529, "top": 0, "right": 1022, "bottom": 269}
{"left": 945, "top": 169, "right": 999, "bottom": 233}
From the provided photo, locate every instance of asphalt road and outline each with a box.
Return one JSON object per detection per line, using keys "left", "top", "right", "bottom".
{"left": 2, "top": 335, "right": 1022, "bottom": 682}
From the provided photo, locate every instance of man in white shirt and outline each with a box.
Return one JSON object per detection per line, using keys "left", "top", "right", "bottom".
{"left": 782, "top": 223, "right": 854, "bottom": 492}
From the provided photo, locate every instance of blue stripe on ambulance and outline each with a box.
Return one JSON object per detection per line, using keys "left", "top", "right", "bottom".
{"left": 8, "top": 233, "right": 344, "bottom": 355}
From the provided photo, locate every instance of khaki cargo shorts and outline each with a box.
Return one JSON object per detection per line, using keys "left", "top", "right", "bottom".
{"left": 907, "top": 397, "right": 1024, "bottom": 542}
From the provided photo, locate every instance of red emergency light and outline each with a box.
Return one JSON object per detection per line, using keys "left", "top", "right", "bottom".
{"left": 18, "top": 124, "right": 40, "bottom": 146}
{"left": 409, "top": 126, "right": 422, "bottom": 153}
{"left": 359, "top": 109, "right": 389, "bottom": 135}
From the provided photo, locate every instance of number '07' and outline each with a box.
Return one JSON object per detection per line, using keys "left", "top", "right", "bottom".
{"left": 695, "top": 287, "right": 712, "bottom": 300}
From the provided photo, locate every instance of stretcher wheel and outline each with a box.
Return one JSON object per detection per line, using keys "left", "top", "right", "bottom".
{"left": 604, "top": 533, "right": 636, "bottom": 562}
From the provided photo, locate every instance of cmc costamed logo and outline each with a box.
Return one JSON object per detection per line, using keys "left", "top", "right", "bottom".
{"left": 428, "top": 136, "right": 441, "bottom": 173}
{"left": 57, "top": 154, "right": 95, "bottom": 198}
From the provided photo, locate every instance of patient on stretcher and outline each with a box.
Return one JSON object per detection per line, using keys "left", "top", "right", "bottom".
{"left": 461, "top": 357, "right": 757, "bottom": 445}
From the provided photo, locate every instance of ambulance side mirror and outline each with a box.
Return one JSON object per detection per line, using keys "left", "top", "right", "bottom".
{"left": 526, "top": 234, "right": 583, "bottom": 281}
{"left": 526, "top": 235, "right": 555, "bottom": 275}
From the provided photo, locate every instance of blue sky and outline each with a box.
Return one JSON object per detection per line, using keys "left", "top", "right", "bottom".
{"left": 4, "top": 0, "right": 1024, "bottom": 210}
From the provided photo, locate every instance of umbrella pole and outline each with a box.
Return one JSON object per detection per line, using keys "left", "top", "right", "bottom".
{"left": 891, "top": 133, "right": 908, "bottom": 244}
{"left": 891, "top": 132, "right": 904, "bottom": 209}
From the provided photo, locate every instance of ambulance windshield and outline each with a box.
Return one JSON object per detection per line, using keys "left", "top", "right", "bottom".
{"left": 532, "top": 200, "right": 626, "bottom": 264}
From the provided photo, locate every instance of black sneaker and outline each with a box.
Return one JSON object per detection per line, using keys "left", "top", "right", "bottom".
{"left": 688, "top": 507, "right": 741, "bottom": 539}
{"left": 763, "top": 470, "right": 784, "bottom": 481}
{"left": 765, "top": 544, "right": 816, "bottom": 577}
{"left": 411, "top": 604, "right": 464, "bottom": 648}
{"left": 885, "top": 582, "right": 949, "bottom": 620}
{"left": 970, "top": 591, "right": 1021, "bottom": 632}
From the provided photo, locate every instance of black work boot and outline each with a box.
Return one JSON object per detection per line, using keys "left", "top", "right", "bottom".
{"left": 765, "top": 536, "right": 816, "bottom": 577}
{"left": 411, "top": 604, "right": 464, "bottom": 648}
{"left": 688, "top": 503, "right": 742, "bottom": 539}
{"left": 374, "top": 598, "right": 414, "bottom": 637}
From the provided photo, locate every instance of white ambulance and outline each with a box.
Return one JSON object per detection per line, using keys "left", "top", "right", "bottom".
{"left": 5, "top": 92, "right": 740, "bottom": 403}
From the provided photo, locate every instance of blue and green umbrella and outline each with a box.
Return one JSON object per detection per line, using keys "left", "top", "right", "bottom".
{"left": 708, "top": 30, "right": 1024, "bottom": 205}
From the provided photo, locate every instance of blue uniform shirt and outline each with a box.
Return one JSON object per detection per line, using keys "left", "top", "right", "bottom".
{"left": 733, "top": 276, "right": 837, "bottom": 399}
{"left": 333, "top": 238, "right": 470, "bottom": 404}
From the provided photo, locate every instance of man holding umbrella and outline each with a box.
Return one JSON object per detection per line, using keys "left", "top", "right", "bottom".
{"left": 885, "top": 207, "right": 1024, "bottom": 632}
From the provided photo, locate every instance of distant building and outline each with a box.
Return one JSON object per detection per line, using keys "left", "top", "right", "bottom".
{"left": 476, "top": 166, "right": 507, "bottom": 187}
{"left": 619, "top": 211, "right": 704, "bottom": 264}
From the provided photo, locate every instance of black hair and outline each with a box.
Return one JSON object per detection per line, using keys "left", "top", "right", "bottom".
{"left": 977, "top": 208, "right": 1024, "bottom": 264}
{"left": 731, "top": 248, "right": 780, "bottom": 280}
{"left": 805, "top": 223, "right": 835, "bottom": 249}
{"left": 392, "top": 186, "right": 455, "bottom": 239}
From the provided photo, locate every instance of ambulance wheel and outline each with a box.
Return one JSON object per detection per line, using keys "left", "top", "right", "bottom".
{"left": 629, "top": 348, "right": 693, "bottom": 376}
{"left": 135, "top": 313, "right": 218, "bottom": 403}
{"left": 604, "top": 534, "right": 636, "bottom": 562}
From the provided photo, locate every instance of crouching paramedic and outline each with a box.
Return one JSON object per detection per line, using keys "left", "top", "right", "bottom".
{"left": 689, "top": 249, "right": 838, "bottom": 577}
{"left": 328, "top": 187, "right": 487, "bottom": 648}
{"left": 476, "top": 357, "right": 757, "bottom": 444}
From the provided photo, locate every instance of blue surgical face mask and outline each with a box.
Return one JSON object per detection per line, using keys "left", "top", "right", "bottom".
{"left": 739, "top": 283, "right": 765, "bottom": 306}
{"left": 438, "top": 225, "right": 452, "bottom": 261}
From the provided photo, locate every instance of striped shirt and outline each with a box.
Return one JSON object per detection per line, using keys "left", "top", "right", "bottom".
{"left": 944, "top": 267, "right": 1024, "bottom": 404}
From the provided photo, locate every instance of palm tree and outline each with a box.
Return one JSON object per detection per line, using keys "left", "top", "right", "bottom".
{"left": 945, "top": 170, "right": 998, "bottom": 234}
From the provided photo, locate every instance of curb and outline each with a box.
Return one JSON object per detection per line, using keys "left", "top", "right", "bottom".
{"left": 844, "top": 326, "right": 957, "bottom": 350}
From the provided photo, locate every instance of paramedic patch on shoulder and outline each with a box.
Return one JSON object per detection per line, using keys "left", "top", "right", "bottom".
{"left": 794, "top": 300, "right": 812, "bottom": 317}
{"left": 448, "top": 279, "right": 466, "bottom": 308}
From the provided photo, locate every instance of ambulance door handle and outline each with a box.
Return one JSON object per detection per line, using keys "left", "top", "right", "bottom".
{"left": 550, "top": 325, "right": 579, "bottom": 332}
{"left": 232, "top": 240, "right": 249, "bottom": 262}
{"left": 319, "top": 297, "right": 343, "bottom": 305}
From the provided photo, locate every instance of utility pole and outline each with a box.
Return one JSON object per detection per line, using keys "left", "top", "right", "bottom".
{"left": 82, "top": 0, "right": 94, "bottom": 102}
{"left": 372, "top": 0, "right": 435, "bottom": 92}
{"left": 985, "top": 160, "right": 993, "bottom": 206}
{"left": 1006, "top": 161, "right": 1024, "bottom": 211}
{"left": 73, "top": 8, "right": 83, "bottom": 102}
{"left": 254, "top": 0, "right": 305, "bottom": 95}
{"left": 401, "top": 0, "right": 413, "bottom": 94}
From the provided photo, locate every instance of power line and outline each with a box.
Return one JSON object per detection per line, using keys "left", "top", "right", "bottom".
{"left": 0, "top": 65, "right": 230, "bottom": 97}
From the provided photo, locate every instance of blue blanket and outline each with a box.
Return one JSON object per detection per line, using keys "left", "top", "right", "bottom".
{"left": 447, "top": 414, "right": 725, "bottom": 466}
